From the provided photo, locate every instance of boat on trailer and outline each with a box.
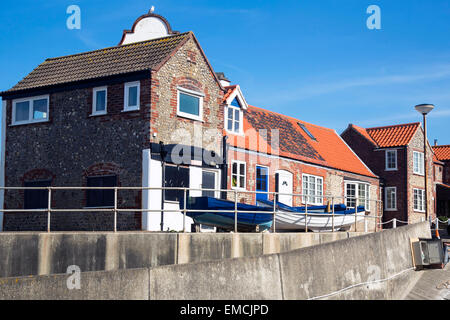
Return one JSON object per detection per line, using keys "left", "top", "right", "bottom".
{"left": 182, "top": 196, "right": 273, "bottom": 232}
{"left": 257, "top": 199, "right": 366, "bottom": 232}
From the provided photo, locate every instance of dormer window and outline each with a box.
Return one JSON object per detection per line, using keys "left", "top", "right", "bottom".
{"left": 223, "top": 84, "right": 248, "bottom": 135}
{"left": 226, "top": 98, "right": 243, "bottom": 134}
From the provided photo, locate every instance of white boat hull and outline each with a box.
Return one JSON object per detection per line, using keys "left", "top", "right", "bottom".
{"left": 273, "top": 210, "right": 366, "bottom": 232}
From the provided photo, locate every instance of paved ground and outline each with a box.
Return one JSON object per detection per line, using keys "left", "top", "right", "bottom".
{"left": 406, "top": 259, "right": 450, "bottom": 300}
{"left": 405, "top": 226, "right": 449, "bottom": 300}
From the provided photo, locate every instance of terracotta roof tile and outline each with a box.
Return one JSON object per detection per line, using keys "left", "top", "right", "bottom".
{"left": 2, "top": 32, "right": 191, "bottom": 94}
{"left": 433, "top": 145, "right": 450, "bottom": 161}
{"left": 364, "top": 122, "right": 421, "bottom": 148}
{"left": 223, "top": 85, "right": 237, "bottom": 103}
{"left": 227, "top": 105, "right": 376, "bottom": 178}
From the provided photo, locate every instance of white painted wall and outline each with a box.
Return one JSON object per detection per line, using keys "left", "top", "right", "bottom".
{"left": 142, "top": 151, "right": 196, "bottom": 231}
{"left": 142, "top": 150, "right": 163, "bottom": 231}
{"left": 122, "top": 16, "right": 169, "bottom": 45}
{"left": 0, "top": 100, "right": 5, "bottom": 231}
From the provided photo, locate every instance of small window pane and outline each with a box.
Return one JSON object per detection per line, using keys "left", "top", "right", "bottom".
{"left": 96, "top": 90, "right": 106, "bottom": 111}
{"left": 16, "top": 101, "right": 30, "bottom": 122}
{"left": 228, "top": 108, "right": 233, "bottom": 120}
{"left": 232, "top": 163, "right": 237, "bottom": 174}
{"left": 33, "top": 99, "right": 48, "bottom": 120}
{"left": 240, "top": 163, "right": 245, "bottom": 174}
{"left": 228, "top": 119, "right": 233, "bottom": 131}
{"left": 239, "top": 176, "right": 245, "bottom": 188}
{"left": 128, "top": 86, "right": 138, "bottom": 107}
{"left": 180, "top": 93, "right": 199, "bottom": 116}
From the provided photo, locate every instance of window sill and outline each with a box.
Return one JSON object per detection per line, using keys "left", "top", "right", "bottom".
{"left": 225, "top": 129, "right": 244, "bottom": 136}
{"left": 90, "top": 112, "right": 107, "bottom": 117}
{"left": 413, "top": 209, "right": 425, "bottom": 213}
{"left": 413, "top": 172, "right": 425, "bottom": 177}
{"left": 385, "top": 168, "right": 398, "bottom": 171}
{"left": 384, "top": 208, "right": 397, "bottom": 212}
{"left": 122, "top": 107, "right": 140, "bottom": 113}
{"left": 177, "top": 113, "right": 204, "bottom": 122}
{"left": 10, "top": 119, "right": 49, "bottom": 127}
{"left": 231, "top": 187, "right": 246, "bottom": 191}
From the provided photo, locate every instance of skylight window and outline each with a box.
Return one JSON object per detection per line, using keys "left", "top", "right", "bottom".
{"left": 298, "top": 123, "right": 316, "bottom": 140}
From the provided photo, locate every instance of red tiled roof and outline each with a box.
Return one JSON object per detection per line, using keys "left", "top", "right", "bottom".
{"left": 350, "top": 124, "right": 377, "bottom": 146}
{"left": 361, "top": 122, "right": 421, "bottom": 148}
{"left": 223, "top": 85, "right": 237, "bottom": 102}
{"left": 433, "top": 145, "right": 450, "bottom": 161}
{"left": 226, "top": 105, "right": 376, "bottom": 178}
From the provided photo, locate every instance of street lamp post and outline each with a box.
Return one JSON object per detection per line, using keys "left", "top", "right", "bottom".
{"left": 414, "top": 104, "right": 434, "bottom": 221}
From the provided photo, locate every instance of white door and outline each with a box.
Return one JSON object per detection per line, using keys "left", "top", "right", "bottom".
{"left": 276, "top": 170, "right": 293, "bottom": 206}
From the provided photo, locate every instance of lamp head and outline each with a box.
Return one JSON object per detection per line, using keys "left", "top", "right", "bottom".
{"left": 414, "top": 104, "right": 434, "bottom": 115}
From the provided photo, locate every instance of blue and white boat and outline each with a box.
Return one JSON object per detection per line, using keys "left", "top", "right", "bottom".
{"left": 257, "top": 199, "right": 366, "bottom": 232}
{"left": 182, "top": 196, "right": 273, "bottom": 232}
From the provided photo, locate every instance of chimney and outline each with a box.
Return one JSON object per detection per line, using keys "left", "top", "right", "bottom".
{"left": 434, "top": 139, "right": 438, "bottom": 146}
{"left": 215, "top": 72, "right": 230, "bottom": 87}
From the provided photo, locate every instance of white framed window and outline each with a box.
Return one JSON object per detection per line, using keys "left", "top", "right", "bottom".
{"left": 413, "top": 151, "right": 424, "bottom": 175}
{"left": 92, "top": 86, "right": 107, "bottom": 115}
{"left": 345, "top": 182, "right": 370, "bottom": 210}
{"left": 231, "top": 161, "right": 246, "bottom": 190}
{"left": 123, "top": 81, "right": 140, "bottom": 111}
{"left": 413, "top": 188, "right": 425, "bottom": 212}
{"left": 12, "top": 95, "right": 49, "bottom": 125}
{"left": 385, "top": 187, "right": 397, "bottom": 211}
{"left": 177, "top": 87, "right": 204, "bottom": 121}
{"left": 302, "top": 174, "right": 323, "bottom": 205}
{"left": 385, "top": 149, "right": 397, "bottom": 171}
{"left": 225, "top": 105, "right": 243, "bottom": 134}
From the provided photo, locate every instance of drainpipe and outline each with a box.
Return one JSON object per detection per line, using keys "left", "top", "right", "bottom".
{"left": 221, "top": 136, "right": 228, "bottom": 200}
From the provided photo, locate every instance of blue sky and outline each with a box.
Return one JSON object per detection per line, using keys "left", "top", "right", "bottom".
{"left": 1, "top": 0, "right": 450, "bottom": 144}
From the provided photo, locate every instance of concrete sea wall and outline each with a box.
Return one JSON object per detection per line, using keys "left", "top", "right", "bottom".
{"left": 0, "top": 231, "right": 366, "bottom": 278}
{"left": 0, "top": 222, "right": 431, "bottom": 300}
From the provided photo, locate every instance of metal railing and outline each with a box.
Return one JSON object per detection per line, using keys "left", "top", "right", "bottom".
{"left": 0, "top": 186, "right": 383, "bottom": 233}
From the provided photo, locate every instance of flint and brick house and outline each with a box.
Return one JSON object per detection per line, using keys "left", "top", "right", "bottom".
{"left": 432, "top": 145, "right": 450, "bottom": 217}
{"left": 0, "top": 12, "right": 226, "bottom": 231}
{"left": 341, "top": 122, "right": 437, "bottom": 227}
{"left": 0, "top": 10, "right": 381, "bottom": 232}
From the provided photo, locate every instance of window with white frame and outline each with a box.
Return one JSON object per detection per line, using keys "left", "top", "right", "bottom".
{"left": 177, "top": 87, "right": 203, "bottom": 121}
{"left": 92, "top": 86, "right": 107, "bottom": 115}
{"left": 385, "top": 187, "right": 397, "bottom": 211}
{"left": 12, "top": 95, "right": 49, "bottom": 125}
{"left": 413, "top": 151, "right": 424, "bottom": 175}
{"left": 385, "top": 149, "right": 397, "bottom": 170}
{"left": 123, "top": 81, "right": 140, "bottom": 111}
{"left": 231, "top": 161, "right": 246, "bottom": 189}
{"left": 226, "top": 98, "right": 243, "bottom": 134}
{"left": 345, "top": 182, "right": 370, "bottom": 210}
{"left": 413, "top": 188, "right": 425, "bottom": 212}
{"left": 302, "top": 174, "right": 323, "bottom": 205}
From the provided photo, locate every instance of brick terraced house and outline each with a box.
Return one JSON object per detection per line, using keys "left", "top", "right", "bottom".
{"left": 432, "top": 144, "right": 450, "bottom": 217}
{"left": 221, "top": 83, "right": 381, "bottom": 231}
{"left": 341, "top": 122, "right": 438, "bottom": 227}
{"left": 0, "top": 10, "right": 381, "bottom": 232}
